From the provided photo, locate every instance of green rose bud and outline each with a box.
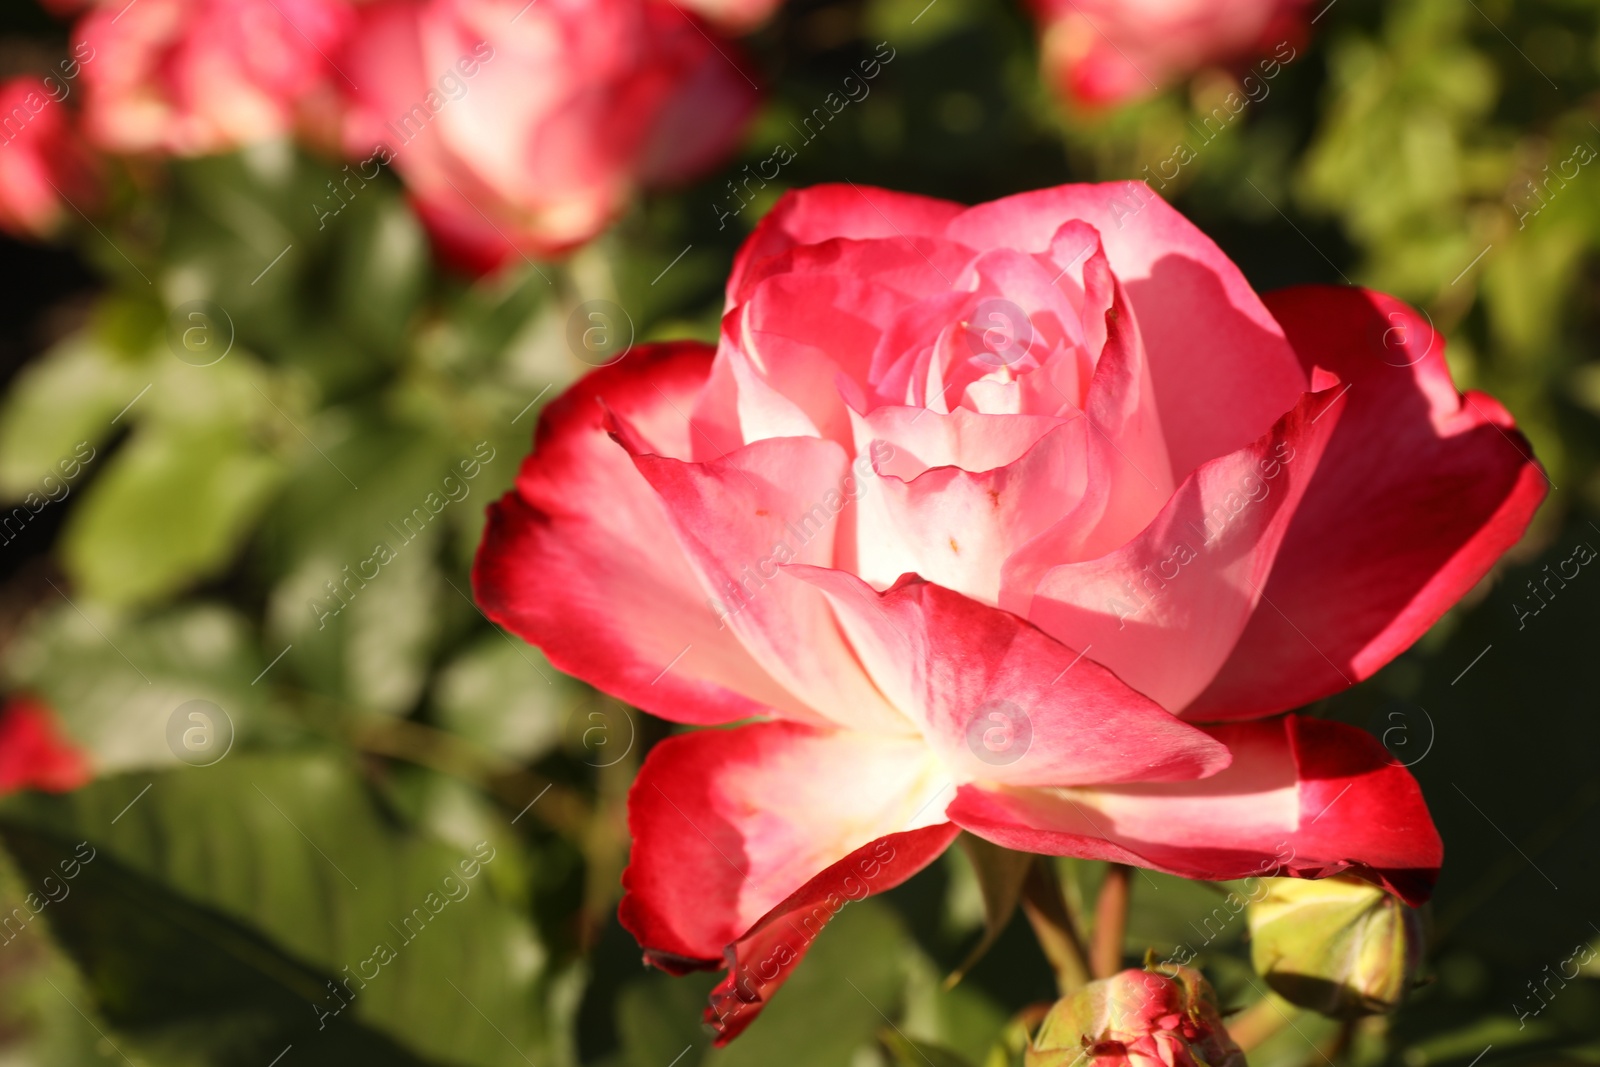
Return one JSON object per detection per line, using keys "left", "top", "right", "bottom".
{"left": 1247, "top": 876, "right": 1423, "bottom": 1018}
{"left": 1026, "top": 965, "right": 1246, "bottom": 1067}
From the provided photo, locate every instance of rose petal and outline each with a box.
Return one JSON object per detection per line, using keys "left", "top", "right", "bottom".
{"left": 948, "top": 714, "right": 1442, "bottom": 905}
{"left": 474, "top": 343, "right": 809, "bottom": 726}
{"left": 705, "top": 823, "right": 958, "bottom": 1043}
{"left": 1184, "top": 287, "right": 1548, "bottom": 720}
{"left": 622, "top": 431, "right": 910, "bottom": 734}
{"left": 853, "top": 420, "right": 1092, "bottom": 603}
{"left": 792, "top": 569, "right": 1233, "bottom": 787}
{"left": 948, "top": 183, "right": 1310, "bottom": 477}
{"left": 728, "top": 183, "right": 966, "bottom": 307}
{"left": 620, "top": 721, "right": 948, "bottom": 961}
{"left": 1022, "top": 384, "right": 1341, "bottom": 713}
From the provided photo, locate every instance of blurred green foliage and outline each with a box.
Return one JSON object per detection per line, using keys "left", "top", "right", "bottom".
{"left": 0, "top": 0, "right": 1598, "bottom": 1064}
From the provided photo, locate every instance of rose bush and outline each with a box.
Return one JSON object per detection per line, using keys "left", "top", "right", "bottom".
{"left": 1027, "top": 0, "right": 1310, "bottom": 108}
{"left": 339, "top": 0, "right": 759, "bottom": 272}
{"left": 74, "top": 0, "right": 354, "bottom": 156}
{"left": 474, "top": 181, "right": 1544, "bottom": 1041}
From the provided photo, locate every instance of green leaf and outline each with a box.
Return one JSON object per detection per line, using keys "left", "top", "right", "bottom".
{"left": 432, "top": 636, "right": 577, "bottom": 763}
{"left": 335, "top": 196, "right": 427, "bottom": 358}
{"left": 341, "top": 547, "right": 443, "bottom": 716}
{"left": 617, "top": 972, "right": 718, "bottom": 1067}
{"left": 61, "top": 423, "right": 284, "bottom": 608}
{"left": 1, "top": 602, "right": 267, "bottom": 775}
{"left": 257, "top": 418, "right": 460, "bottom": 573}
{"left": 0, "top": 820, "right": 449, "bottom": 1067}
{"left": 1125, "top": 871, "right": 1253, "bottom": 960}
{"left": 0, "top": 753, "right": 553, "bottom": 1067}
{"left": 901, "top": 953, "right": 1007, "bottom": 1067}
{"left": 880, "top": 1030, "right": 977, "bottom": 1067}
{"left": 0, "top": 334, "right": 133, "bottom": 501}
{"left": 948, "top": 835, "right": 1034, "bottom": 986}
{"left": 265, "top": 542, "right": 449, "bottom": 718}
{"left": 0, "top": 847, "right": 119, "bottom": 1064}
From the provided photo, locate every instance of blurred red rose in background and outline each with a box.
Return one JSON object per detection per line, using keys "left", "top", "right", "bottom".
{"left": 476, "top": 180, "right": 1544, "bottom": 1040}
{"left": 340, "top": 0, "right": 759, "bottom": 272}
{"left": 1028, "top": 0, "right": 1311, "bottom": 108}
{"left": 0, "top": 696, "right": 90, "bottom": 795}
{"left": 0, "top": 76, "right": 100, "bottom": 239}
{"left": 74, "top": 0, "right": 355, "bottom": 156}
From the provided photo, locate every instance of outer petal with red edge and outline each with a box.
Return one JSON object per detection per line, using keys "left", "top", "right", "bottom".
{"left": 1184, "top": 288, "right": 1548, "bottom": 722}
{"left": 704, "top": 823, "right": 959, "bottom": 1043}
{"left": 947, "top": 715, "right": 1442, "bottom": 905}
{"left": 618, "top": 722, "right": 956, "bottom": 1041}
{"left": 473, "top": 343, "right": 808, "bottom": 727}
{"left": 792, "top": 568, "right": 1232, "bottom": 787}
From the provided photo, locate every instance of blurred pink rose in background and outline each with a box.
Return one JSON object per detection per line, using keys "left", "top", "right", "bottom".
{"left": 0, "top": 76, "right": 100, "bottom": 240}
{"left": 340, "top": 0, "right": 759, "bottom": 273}
{"left": 74, "top": 0, "right": 355, "bottom": 156}
{"left": 1027, "top": 0, "right": 1310, "bottom": 108}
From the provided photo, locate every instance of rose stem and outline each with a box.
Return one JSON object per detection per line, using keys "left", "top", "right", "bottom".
{"left": 1090, "top": 862, "right": 1132, "bottom": 979}
{"left": 1019, "top": 857, "right": 1092, "bottom": 994}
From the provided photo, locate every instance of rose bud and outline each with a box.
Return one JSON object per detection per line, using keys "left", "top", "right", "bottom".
{"left": 1026, "top": 965, "right": 1246, "bottom": 1067}
{"left": 1247, "top": 875, "right": 1423, "bottom": 1017}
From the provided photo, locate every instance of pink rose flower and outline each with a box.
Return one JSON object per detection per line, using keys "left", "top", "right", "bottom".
{"left": 0, "top": 77, "right": 100, "bottom": 239}
{"left": 1027, "top": 966, "right": 1244, "bottom": 1067}
{"left": 1028, "top": 0, "right": 1310, "bottom": 108}
{"left": 0, "top": 696, "right": 91, "bottom": 794}
{"left": 339, "top": 0, "right": 758, "bottom": 272}
{"left": 74, "top": 0, "right": 355, "bottom": 156}
{"left": 474, "top": 181, "right": 1543, "bottom": 1041}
